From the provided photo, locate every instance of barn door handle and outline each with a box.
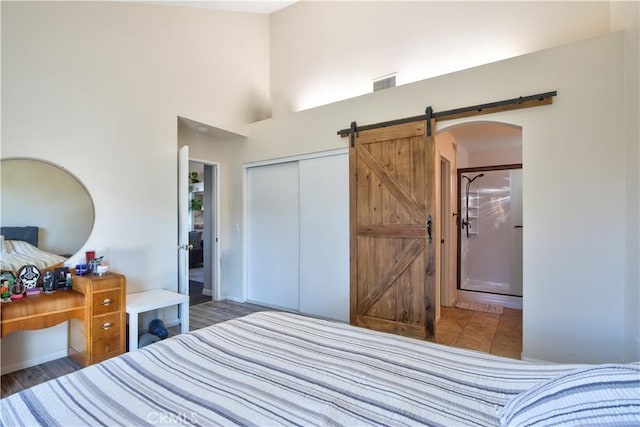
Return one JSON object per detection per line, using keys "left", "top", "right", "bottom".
{"left": 426, "top": 215, "right": 433, "bottom": 244}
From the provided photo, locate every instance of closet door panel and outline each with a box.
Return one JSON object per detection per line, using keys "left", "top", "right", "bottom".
{"left": 247, "top": 162, "right": 299, "bottom": 310}
{"left": 299, "top": 153, "right": 349, "bottom": 322}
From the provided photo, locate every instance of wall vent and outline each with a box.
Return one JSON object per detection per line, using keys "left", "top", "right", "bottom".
{"left": 373, "top": 74, "right": 396, "bottom": 92}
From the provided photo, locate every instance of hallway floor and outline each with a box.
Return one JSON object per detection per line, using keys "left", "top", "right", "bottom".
{"left": 436, "top": 306, "right": 523, "bottom": 359}
{"left": 189, "top": 266, "right": 204, "bottom": 283}
{"left": 189, "top": 266, "right": 211, "bottom": 306}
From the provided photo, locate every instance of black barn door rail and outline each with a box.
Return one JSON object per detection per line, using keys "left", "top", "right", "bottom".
{"left": 338, "top": 91, "right": 557, "bottom": 141}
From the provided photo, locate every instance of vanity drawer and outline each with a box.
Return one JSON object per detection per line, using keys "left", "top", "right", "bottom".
{"left": 69, "top": 272, "right": 126, "bottom": 367}
{"left": 92, "top": 336, "right": 122, "bottom": 363}
{"left": 92, "top": 313, "right": 122, "bottom": 341}
{"left": 93, "top": 290, "right": 122, "bottom": 315}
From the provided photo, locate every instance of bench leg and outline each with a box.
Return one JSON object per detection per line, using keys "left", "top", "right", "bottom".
{"left": 180, "top": 302, "right": 189, "bottom": 334}
{"left": 129, "top": 312, "right": 139, "bottom": 351}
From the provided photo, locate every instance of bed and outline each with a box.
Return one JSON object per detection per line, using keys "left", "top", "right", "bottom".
{"left": 1, "top": 312, "right": 638, "bottom": 426}
{"left": 0, "top": 226, "right": 66, "bottom": 272}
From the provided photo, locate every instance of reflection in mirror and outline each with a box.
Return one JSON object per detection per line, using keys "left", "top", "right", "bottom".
{"left": 1, "top": 159, "right": 95, "bottom": 271}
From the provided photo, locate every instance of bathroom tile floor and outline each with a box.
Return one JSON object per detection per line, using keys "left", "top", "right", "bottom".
{"left": 436, "top": 306, "right": 523, "bottom": 359}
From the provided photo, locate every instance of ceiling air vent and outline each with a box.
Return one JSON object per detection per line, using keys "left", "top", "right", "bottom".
{"left": 373, "top": 74, "right": 396, "bottom": 92}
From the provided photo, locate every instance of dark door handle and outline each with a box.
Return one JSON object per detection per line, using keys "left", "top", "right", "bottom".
{"left": 514, "top": 225, "right": 523, "bottom": 228}
{"left": 426, "top": 214, "right": 432, "bottom": 244}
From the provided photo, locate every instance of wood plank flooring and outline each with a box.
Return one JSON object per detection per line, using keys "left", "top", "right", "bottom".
{"left": 170, "top": 300, "right": 275, "bottom": 334}
{"left": 1, "top": 301, "right": 521, "bottom": 398}
{"left": 1, "top": 357, "right": 82, "bottom": 398}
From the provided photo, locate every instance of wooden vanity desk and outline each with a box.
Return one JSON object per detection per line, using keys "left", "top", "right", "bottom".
{"left": 0, "top": 290, "right": 85, "bottom": 337}
{"left": 0, "top": 272, "right": 126, "bottom": 367}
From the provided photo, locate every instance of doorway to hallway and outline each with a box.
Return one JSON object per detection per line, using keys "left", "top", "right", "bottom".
{"left": 188, "top": 160, "right": 219, "bottom": 306}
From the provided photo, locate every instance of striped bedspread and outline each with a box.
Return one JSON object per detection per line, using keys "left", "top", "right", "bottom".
{"left": 1, "top": 312, "right": 586, "bottom": 426}
{"left": 0, "top": 239, "right": 66, "bottom": 272}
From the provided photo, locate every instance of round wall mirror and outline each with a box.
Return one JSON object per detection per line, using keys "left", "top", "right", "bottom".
{"left": 1, "top": 158, "right": 95, "bottom": 269}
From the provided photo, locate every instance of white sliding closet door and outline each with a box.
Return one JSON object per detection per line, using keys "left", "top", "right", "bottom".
{"left": 299, "top": 154, "right": 349, "bottom": 322}
{"left": 247, "top": 161, "right": 299, "bottom": 310}
{"left": 246, "top": 150, "right": 349, "bottom": 321}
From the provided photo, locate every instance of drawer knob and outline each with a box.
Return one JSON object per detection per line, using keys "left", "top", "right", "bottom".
{"left": 101, "top": 322, "right": 113, "bottom": 330}
{"left": 101, "top": 299, "right": 112, "bottom": 306}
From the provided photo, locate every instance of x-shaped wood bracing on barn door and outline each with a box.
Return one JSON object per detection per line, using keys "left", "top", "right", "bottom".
{"left": 342, "top": 90, "right": 556, "bottom": 339}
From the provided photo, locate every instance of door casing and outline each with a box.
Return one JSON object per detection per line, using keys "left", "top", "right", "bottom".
{"left": 191, "top": 159, "right": 221, "bottom": 300}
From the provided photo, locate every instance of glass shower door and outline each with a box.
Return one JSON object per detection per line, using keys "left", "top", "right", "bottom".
{"left": 458, "top": 167, "right": 522, "bottom": 296}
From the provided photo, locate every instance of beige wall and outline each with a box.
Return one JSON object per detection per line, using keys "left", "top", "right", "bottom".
{"left": 270, "top": 1, "right": 610, "bottom": 115}
{"left": 234, "top": 32, "right": 631, "bottom": 363}
{"left": 1, "top": 1, "right": 638, "bottom": 371}
{"left": 611, "top": 0, "right": 640, "bottom": 363}
{"left": 467, "top": 148, "right": 522, "bottom": 168}
{"left": 1, "top": 1, "right": 269, "bottom": 372}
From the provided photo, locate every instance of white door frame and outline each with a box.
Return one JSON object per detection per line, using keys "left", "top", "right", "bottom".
{"left": 439, "top": 155, "right": 454, "bottom": 310}
{"left": 190, "top": 157, "right": 221, "bottom": 301}
{"left": 435, "top": 133, "right": 458, "bottom": 311}
{"left": 178, "top": 146, "right": 190, "bottom": 296}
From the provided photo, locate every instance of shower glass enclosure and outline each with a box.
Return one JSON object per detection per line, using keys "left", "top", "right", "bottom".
{"left": 457, "top": 166, "right": 522, "bottom": 297}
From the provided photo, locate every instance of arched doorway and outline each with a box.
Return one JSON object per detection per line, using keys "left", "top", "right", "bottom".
{"left": 434, "top": 121, "right": 523, "bottom": 359}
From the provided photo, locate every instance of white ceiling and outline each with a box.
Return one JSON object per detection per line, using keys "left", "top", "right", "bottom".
{"left": 444, "top": 122, "right": 522, "bottom": 153}
{"left": 139, "top": 1, "right": 296, "bottom": 14}
{"left": 178, "top": 116, "right": 247, "bottom": 139}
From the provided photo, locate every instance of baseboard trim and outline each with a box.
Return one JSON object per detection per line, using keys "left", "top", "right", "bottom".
{"left": 457, "top": 290, "right": 522, "bottom": 309}
{"left": 1, "top": 350, "right": 68, "bottom": 375}
{"left": 221, "top": 295, "right": 244, "bottom": 303}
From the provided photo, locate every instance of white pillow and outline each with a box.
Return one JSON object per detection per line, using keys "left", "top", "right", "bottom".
{"left": 497, "top": 364, "right": 640, "bottom": 426}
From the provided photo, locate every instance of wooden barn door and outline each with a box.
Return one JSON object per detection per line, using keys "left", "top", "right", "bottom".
{"left": 350, "top": 120, "right": 436, "bottom": 340}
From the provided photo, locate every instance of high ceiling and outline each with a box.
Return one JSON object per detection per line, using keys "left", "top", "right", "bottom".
{"left": 141, "top": 1, "right": 296, "bottom": 14}
{"left": 146, "top": 1, "right": 523, "bottom": 154}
